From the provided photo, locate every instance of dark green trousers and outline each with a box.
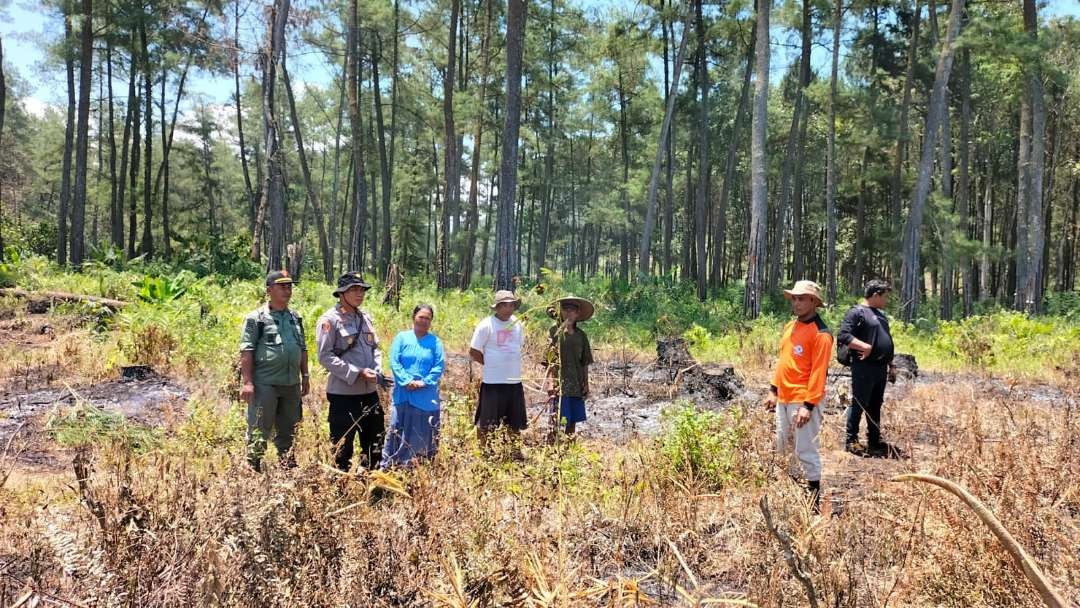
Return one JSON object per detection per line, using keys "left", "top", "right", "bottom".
{"left": 247, "top": 383, "right": 302, "bottom": 467}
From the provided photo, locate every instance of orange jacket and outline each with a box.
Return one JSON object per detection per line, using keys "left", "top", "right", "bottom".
{"left": 771, "top": 315, "right": 833, "bottom": 407}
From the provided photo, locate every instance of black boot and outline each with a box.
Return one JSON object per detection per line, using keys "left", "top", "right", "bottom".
{"left": 807, "top": 480, "right": 821, "bottom": 514}
{"left": 845, "top": 439, "right": 866, "bottom": 456}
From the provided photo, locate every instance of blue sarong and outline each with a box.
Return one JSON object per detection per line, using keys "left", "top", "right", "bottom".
{"left": 380, "top": 402, "right": 441, "bottom": 467}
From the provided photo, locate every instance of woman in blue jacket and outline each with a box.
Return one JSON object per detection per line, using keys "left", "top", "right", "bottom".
{"left": 381, "top": 304, "right": 445, "bottom": 467}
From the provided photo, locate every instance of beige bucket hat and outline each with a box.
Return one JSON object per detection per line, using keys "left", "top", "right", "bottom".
{"left": 783, "top": 280, "right": 826, "bottom": 307}
{"left": 490, "top": 290, "right": 522, "bottom": 309}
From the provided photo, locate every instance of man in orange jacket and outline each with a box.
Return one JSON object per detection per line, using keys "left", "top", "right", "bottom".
{"left": 763, "top": 280, "right": 833, "bottom": 509}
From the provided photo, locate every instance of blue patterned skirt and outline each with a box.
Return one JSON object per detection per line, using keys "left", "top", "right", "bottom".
{"left": 380, "top": 402, "right": 441, "bottom": 467}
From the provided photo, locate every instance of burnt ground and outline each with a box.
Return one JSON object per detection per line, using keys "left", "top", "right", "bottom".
{"left": 2, "top": 311, "right": 1075, "bottom": 485}
{"left": 0, "top": 313, "right": 188, "bottom": 473}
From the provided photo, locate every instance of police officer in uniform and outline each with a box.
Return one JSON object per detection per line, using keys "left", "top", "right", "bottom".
{"left": 239, "top": 270, "right": 310, "bottom": 471}
{"left": 316, "top": 272, "right": 389, "bottom": 471}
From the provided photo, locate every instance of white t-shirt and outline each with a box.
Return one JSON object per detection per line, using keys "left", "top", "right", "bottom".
{"left": 470, "top": 315, "right": 524, "bottom": 384}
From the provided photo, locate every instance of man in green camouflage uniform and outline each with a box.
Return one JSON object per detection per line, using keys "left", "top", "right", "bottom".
{"left": 239, "top": 270, "right": 310, "bottom": 471}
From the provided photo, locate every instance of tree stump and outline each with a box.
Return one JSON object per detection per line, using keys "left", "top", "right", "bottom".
{"left": 893, "top": 353, "right": 918, "bottom": 380}
{"left": 382, "top": 264, "right": 402, "bottom": 310}
{"left": 683, "top": 364, "right": 743, "bottom": 400}
{"left": 656, "top": 337, "right": 694, "bottom": 367}
{"left": 286, "top": 242, "right": 304, "bottom": 280}
{"left": 121, "top": 365, "right": 154, "bottom": 381}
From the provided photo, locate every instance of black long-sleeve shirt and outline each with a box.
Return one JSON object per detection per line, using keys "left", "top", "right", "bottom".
{"left": 837, "top": 304, "right": 894, "bottom": 366}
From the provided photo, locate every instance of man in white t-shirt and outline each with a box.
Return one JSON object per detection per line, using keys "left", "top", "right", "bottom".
{"left": 469, "top": 290, "right": 527, "bottom": 451}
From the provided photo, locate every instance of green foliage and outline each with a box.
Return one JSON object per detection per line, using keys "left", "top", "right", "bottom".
{"left": 0, "top": 249, "right": 20, "bottom": 288}
{"left": 172, "top": 399, "right": 247, "bottom": 458}
{"left": 132, "top": 271, "right": 198, "bottom": 304}
{"left": 2, "top": 219, "right": 57, "bottom": 259}
{"left": 172, "top": 234, "right": 262, "bottom": 281}
{"left": 658, "top": 403, "right": 751, "bottom": 490}
{"left": 1045, "top": 291, "right": 1080, "bottom": 321}
{"left": 887, "top": 311, "right": 1080, "bottom": 376}
{"left": 45, "top": 402, "right": 163, "bottom": 453}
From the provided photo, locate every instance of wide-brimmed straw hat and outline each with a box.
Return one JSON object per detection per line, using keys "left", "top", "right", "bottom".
{"left": 548, "top": 295, "right": 595, "bottom": 322}
{"left": 783, "top": 280, "right": 826, "bottom": 307}
{"left": 490, "top": 290, "right": 521, "bottom": 309}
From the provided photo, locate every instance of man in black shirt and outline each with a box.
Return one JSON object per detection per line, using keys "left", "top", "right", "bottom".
{"left": 837, "top": 280, "right": 896, "bottom": 457}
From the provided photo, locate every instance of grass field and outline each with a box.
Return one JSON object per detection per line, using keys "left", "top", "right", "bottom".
{"left": 0, "top": 257, "right": 1077, "bottom": 606}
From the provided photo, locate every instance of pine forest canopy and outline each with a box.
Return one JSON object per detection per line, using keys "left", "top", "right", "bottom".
{"left": 0, "top": 0, "right": 1078, "bottom": 322}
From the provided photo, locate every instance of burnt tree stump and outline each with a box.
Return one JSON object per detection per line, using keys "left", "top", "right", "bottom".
{"left": 683, "top": 364, "right": 743, "bottom": 400}
{"left": 892, "top": 353, "right": 918, "bottom": 380}
{"left": 656, "top": 337, "right": 694, "bottom": 367}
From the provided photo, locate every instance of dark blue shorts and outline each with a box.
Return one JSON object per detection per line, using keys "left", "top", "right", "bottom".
{"left": 554, "top": 396, "right": 587, "bottom": 424}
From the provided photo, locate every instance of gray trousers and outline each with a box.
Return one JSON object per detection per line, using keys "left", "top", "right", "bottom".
{"left": 775, "top": 402, "right": 823, "bottom": 482}
{"left": 247, "top": 384, "right": 302, "bottom": 466}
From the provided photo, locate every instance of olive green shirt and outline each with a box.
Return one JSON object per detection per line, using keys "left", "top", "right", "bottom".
{"left": 240, "top": 305, "right": 307, "bottom": 386}
{"left": 545, "top": 324, "right": 594, "bottom": 398}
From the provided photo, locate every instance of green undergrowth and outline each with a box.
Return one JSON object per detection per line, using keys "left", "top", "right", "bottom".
{"left": 45, "top": 402, "right": 163, "bottom": 453}
{"left": 3, "top": 255, "right": 1079, "bottom": 381}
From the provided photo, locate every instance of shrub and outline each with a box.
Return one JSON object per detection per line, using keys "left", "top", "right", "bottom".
{"left": 658, "top": 402, "right": 752, "bottom": 490}
{"left": 45, "top": 402, "right": 162, "bottom": 453}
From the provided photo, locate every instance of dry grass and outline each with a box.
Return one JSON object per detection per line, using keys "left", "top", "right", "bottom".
{"left": 0, "top": 310, "right": 1078, "bottom": 607}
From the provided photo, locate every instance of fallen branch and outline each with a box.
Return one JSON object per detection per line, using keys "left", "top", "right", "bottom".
{"left": 0, "top": 288, "right": 127, "bottom": 312}
{"left": 759, "top": 495, "right": 818, "bottom": 608}
{"left": 891, "top": 473, "right": 1067, "bottom": 608}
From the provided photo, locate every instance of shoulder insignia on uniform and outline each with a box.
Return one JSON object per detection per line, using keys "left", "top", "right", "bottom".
{"left": 322, "top": 321, "right": 331, "bottom": 332}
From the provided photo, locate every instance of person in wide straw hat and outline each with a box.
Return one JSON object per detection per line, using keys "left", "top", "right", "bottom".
{"left": 468, "top": 290, "right": 527, "bottom": 456}
{"left": 765, "top": 279, "right": 832, "bottom": 511}
{"left": 542, "top": 296, "right": 595, "bottom": 439}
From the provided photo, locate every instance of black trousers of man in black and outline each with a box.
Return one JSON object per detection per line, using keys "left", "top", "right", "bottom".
{"left": 845, "top": 363, "right": 888, "bottom": 447}
{"left": 327, "top": 392, "right": 384, "bottom": 471}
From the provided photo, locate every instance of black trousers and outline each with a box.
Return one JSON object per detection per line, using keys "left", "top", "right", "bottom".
{"left": 327, "top": 392, "right": 384, "bottom": 471}
{"left": 846, "top": 363, "right": 888, "bottom": 445}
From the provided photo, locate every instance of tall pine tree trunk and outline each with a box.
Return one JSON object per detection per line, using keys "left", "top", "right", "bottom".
{"left": 661, "top": 0, "right": 675, "bottom": 277}
{"left": 693, "top": 0, "right": 708, "bottom": 300}
{"left": 640, "top": 7, "right": 691, "bottom": 278}
{"left": 234, "top": 0, "right": 256, "bottom": 239}
{"left": 346, "top": 0, "right": 369, "bottom": 271}
{"left": 899, "top": 0, "right": 964, "bottom": 322}
{"left": 494, "top": 0, "right": 527, "bottom": 291}
{"left": 0, "top": 35, "right": 6, "bottom": 259}
{"left": 59, "top": 13, "right": 75, "bottom": 266}
{"left": 769, "top": 0, "right": 812, "bottom": 290}
{"left": 139, "top": 22, "right": 154, "bottom": 259}
{"left": 106, "top": 39, "right": 121, "bottom": 250}
{"left": 891, "top": 0, "right": 921, "bottom": 280}
{"left": 958, "top": 47, "right": 974, "bottom": 316}
{"left": 980, "top": 152, "right": 993, "bottom": 301}
{"left": 825, "top": 0, "right": 841, "bottom": 302}
{"left": 743, "top": 0, "right": 770, "bottom": 318}
{"left": 711, "top": 25, "right": 754, "bottom": 289}
{"left": 127, "top": 62, "right": 140, "bottom": 259}
{"left": 460, "top": 0, "right": 492, "bottom": 289}
{"left": 260, "top": 0, "right": 290, "bottom": 269}
{"left": 371, "top": 32, "right": 392, "bottom": 277}
{"left": 437, "top": 0, "right": 460, "bottom": 290}
{"left": 69, "top": 0, "right": 93, "bottom": 266}
{"left": 1018, "top": 0, "right": 1046, "bottom": 313}
{"left": 283, "top": 62, "right": 332, "bottom": 282}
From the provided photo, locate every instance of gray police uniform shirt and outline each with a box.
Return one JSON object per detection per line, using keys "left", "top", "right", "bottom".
{"left": 315, "top": 304, "right": 382, "bottom": 395}
{"left": 239, "top": 304, "right": 306, "bottom": 386}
